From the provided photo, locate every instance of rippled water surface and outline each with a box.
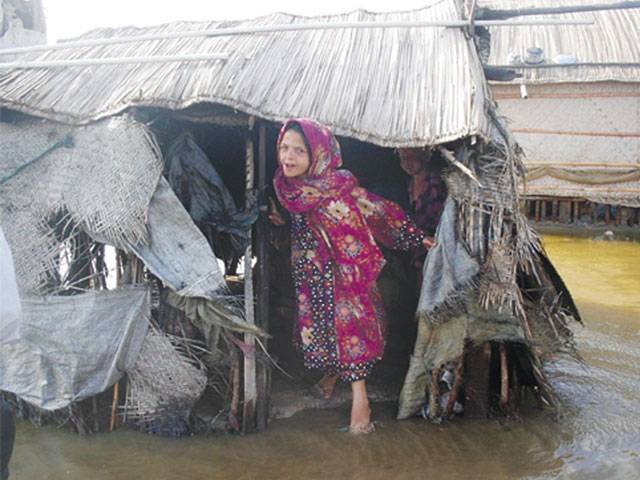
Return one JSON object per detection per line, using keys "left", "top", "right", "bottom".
{"left": 10, "top": 235, "right": 640, "bottom": 479}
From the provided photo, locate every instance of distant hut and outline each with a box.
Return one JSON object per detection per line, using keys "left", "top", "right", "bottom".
{"left": 484, "top": 0, "right": 640, "bottom": 226}
{"left": 0, "top": 0, "right": 581, "bottom": 435}
{"left": 0, "top": 0, "right": 46, "bottom": 52}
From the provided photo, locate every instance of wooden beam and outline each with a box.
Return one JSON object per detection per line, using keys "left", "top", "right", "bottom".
{"left": 477, "top": 2, "right": 640, "bottom": 20}
{"left": 242, "top": 119, "right": 257, "bottom": 434}
{"left": 513, "top": 128, "right": 640, "bottom": 139}
{"left": 255, "top": 120, "right": 270, "bottom": 431}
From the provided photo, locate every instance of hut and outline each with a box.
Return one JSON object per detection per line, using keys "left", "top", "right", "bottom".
{"left": 483, "top": 0, "right": 640, "bottom": 227}
{"left": 0, "top": 0, "right": 46, "bottom": 52}
{"left": 0, "top": 0, "right": 581, "bottom": 435}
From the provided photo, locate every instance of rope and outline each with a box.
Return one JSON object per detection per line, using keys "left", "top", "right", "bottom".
{"left": 0, "top": 133, "right": 74, "bottom": 187}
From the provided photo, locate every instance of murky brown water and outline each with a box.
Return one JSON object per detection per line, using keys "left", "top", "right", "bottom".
{"left": 10, "top": 235, "right": 640, "bottom": 480}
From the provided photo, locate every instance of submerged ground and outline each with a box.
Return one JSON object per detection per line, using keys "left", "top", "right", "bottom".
{"left": 9, "top": 235, "right": 640, "bottom": 480}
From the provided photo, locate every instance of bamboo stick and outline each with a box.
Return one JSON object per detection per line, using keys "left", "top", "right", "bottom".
{"left": 0, "top": 19, "right": 594, "bottom": 56}
{"left": 0, "top": 53, "right": 229, "bottom": 70}
{"left": 513, "top": 128, "right": 640, "bottom": 139}
{"left": 445, "top": 357, "right": 465, "bottom": 418}
{"left": 428, "top": 367, "right": 442, "bottom": 421}
{"left": 255, "top": 121, "right": 270, "bottom": 431}
{"left": 229, "top": 358, "right": 241, "bottom": 432}
{"left": 242, "top": 119, "right": 257, "bottom": 434}
{"left": 109, "top": 382, "right": 119, "bottom": 432}
{"left": 92, "top": 397, "right": 99, "bottom": 433}
{"left": 478, "top": 1, "right": 640, "bottom": 20}
{"left": 526, "top": 162, "right": 640, "bottom": 168}
{"left": 499, "top": 344, "right": 509, "bottom": 412}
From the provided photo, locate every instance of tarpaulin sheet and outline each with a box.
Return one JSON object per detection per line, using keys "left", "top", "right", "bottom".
{"left": 125, "top": 177, "right": 226, "bottom": 299}
{"left": 165, "top": 132, "right": 257, "bottom": 255}
{"left": 0, "top": 226, "right": 21, "bottom": 343}
{"left": 0, "top": 286, "right": 150, "bottom": 410}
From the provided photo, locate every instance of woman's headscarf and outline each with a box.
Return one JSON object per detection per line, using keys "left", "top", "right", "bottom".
{"left": 273, "top": 118, "right": 386, "bottom": 287}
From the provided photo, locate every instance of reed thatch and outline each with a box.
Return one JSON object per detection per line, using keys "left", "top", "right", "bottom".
{"left": 484, "top": 0, "right": 640, "bottom": 83}
{"left": 0, "top": 0, "right": 492, "bottom": 147}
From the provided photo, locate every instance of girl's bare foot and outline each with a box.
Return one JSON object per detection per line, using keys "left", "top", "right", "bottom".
{"left": 314, "top": 374, "right": 339, "bottom": 400}
{"left": 349, "top": 380, "right": 374, "bottom": 434}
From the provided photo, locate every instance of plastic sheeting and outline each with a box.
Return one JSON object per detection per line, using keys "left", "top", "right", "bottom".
{"left": 416, "top": 198, "right": 480, "bottom": 323}
{"left": 125, "top": 177, "right": 226, "bottom": 299}
{"left": 0, "top": 226, "right": 21, "bottom": 343}
{"left": 165, "top": 132, "right": 257, "bottom": 256}
{"left": 0, "top": 286, "right": 150, "bottom": 410}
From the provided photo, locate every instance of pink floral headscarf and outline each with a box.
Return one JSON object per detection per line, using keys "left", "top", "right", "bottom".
{"left": 274, "top": 118, "right": 385, "bottom": 287}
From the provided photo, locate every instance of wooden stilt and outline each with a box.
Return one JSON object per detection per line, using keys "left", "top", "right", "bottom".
{"left": 445, "top": 356, "right": 465, "bottom": 418}
{"left": 428, "top": 366, "right": 442, "bottom": 421}
{"left": 499, "top": 344, "right": 509, "bottom": 414}
{"left": 605, "top": 204, "right": 611, "bottom": 224}
{"left": 229, "top": 357, "right": 241, "bottom": 432}
{"left": 464, "top": 342, "right": 492, "bottom": 418}
{"left": 92, "top": 396, "right": 99, "bottom": 433}
{"left": 534, "top": 200, "right": 541, "bottom": 222}
{"left": 109, "top": 382, "right": 119, "bottom": 432}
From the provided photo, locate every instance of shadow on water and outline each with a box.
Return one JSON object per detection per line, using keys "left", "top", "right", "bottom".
{"left": 10, "top": 236, "right": 640, "bottom": 479}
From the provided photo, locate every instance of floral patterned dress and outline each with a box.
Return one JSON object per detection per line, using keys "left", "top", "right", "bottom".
{"left": 290, "top": 189, "right": 425, "bottom": 381}
{"left": 274, "top": 118, "right": 426, "bottom": 382}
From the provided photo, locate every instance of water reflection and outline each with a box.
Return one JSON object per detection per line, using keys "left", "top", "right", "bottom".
{"left": 10, "top": 236, "right": 640, "bottom": 479}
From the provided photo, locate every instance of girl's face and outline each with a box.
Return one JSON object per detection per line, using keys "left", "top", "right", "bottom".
{"left": 398, "top": 149, "right": 426, "bottom": 176}
{"left": 279, "top": 129, "right": 311, "bottom": 178}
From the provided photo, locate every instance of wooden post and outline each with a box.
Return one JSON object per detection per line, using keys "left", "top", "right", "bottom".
{"left": 464, "top": 342, "right": 492, "bottom": 418}
{"left": 255, "top": 120, "right": 271, "bottom": 431}
{"left": 534, "top": 200, "right": 541, "bottom": 222}
{"left": 552, "top": 200, "right": 559, "bottom": 223}
{"left": 242, "top": 118, "right": 257, "bottom": 433}
{"left": 605, "top": 205, "right": 611, "bottom": 225}
{"left": 499, "top": 344, "right": 509, "bottom": 413}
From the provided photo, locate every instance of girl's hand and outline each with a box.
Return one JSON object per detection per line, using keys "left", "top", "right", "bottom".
{"left": 268, "top": 198, "right": 286, "bottom": 226}
{"left": 423, "top": 236, "right": 436, "bottom": 250}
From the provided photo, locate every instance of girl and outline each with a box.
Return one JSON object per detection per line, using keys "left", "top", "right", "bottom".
{"left": 272, "top": 119, "right": 433, "bottom": 433}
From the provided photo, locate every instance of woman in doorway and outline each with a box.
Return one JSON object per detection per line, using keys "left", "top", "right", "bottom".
{"left": 271, "top": 118, "right": 433, "bottom": 433}
{"left": 397, "top": 148, "right": 447, "bottom": 276}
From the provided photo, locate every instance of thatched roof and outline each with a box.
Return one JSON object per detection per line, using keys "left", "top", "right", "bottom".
{"left": 0, "top": 0, "right": 494, "bottom": 147}
{"left": 484, "top": 0, "right": 640, "bottom": 84}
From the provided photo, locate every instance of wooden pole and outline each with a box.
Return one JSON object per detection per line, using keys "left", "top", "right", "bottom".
{"left": 0, "top": 53, "right": 229, "bottom": 70}
{"left": 499, "top": 344, "right": 509, "bottom": 413}
{"left": 255, "top": 121, "right": 270, "bottom": 431}
{"left": 477, "top": 1, "right": 640, "bottom": 20}
{"left": 0, "top": 19, "right": 594, "bottom": 57}
{"left": 109, "top": 382, "right": 119, "bottom": 432}
{"left": 242, "top": 118, "right": 257, "bottom": 434}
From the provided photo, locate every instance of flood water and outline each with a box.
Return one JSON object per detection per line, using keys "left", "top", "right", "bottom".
{"left": 9, "top": 235, "right": 640, "bottom": 479}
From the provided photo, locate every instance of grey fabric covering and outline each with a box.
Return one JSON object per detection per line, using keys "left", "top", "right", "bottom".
{"left": 124, "top": 177, "right": 226, "bottom": 299}
{"left": 416, "top": 198, "right": 480, "bottom": 323}
{"left": 0, "top": 227, "right": 21, "bottom": 343}
{"left": 0, "top": 286, "right": 150, "bottom": 410}
{"left": 397, "top": 304, "right": 526, "bottom": 419}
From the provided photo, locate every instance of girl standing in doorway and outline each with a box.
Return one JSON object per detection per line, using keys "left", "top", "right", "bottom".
{"left": 272, "top": 119, "right": 433, "bottom": 433}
